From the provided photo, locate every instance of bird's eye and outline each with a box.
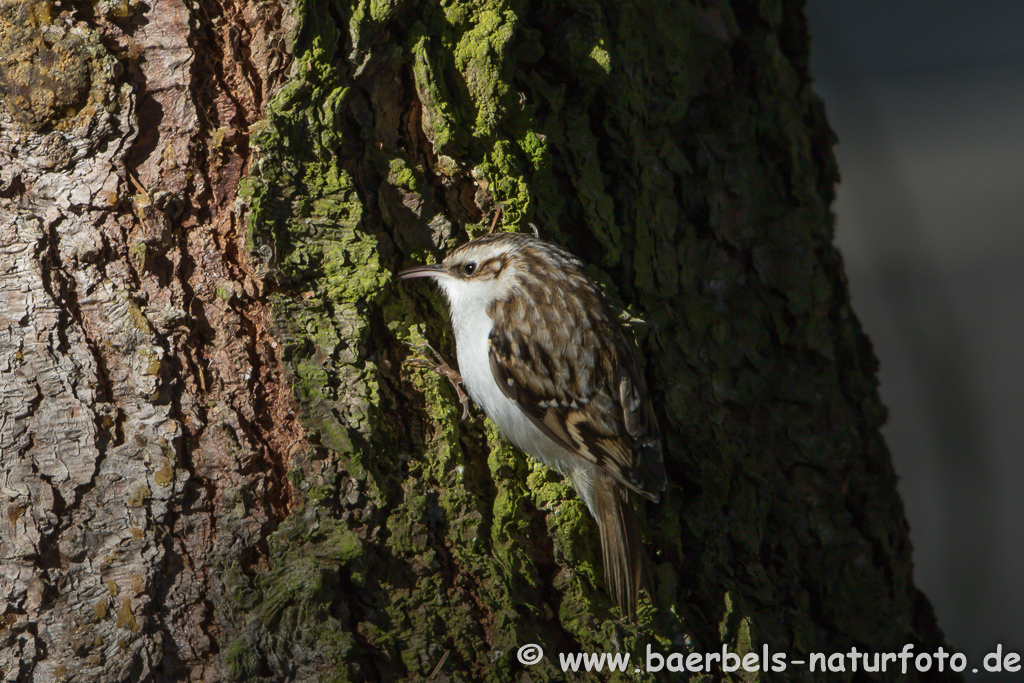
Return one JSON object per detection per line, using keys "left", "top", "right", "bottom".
{"left": 463, "top": 262, "right": 477, "bottom": 275}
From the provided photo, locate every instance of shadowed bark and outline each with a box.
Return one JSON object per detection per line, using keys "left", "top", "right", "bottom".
{"left": 0, "top": 0, "right": 956, "bottom": 681}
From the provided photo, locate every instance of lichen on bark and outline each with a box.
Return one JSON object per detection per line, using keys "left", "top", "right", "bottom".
{"left": 230, "top": 0, "right": 954, "bottom": 681}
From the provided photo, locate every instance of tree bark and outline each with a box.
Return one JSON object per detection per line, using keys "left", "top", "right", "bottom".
{"left": 0, "top": 0, "right": 955, "bottom": 681}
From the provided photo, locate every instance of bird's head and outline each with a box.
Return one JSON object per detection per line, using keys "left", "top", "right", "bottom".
{"left": 398, "top": 233, "right": 552, "bottom": 312}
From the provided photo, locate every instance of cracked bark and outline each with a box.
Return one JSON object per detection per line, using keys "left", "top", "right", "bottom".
{"left": 0, "top": 0, "right": 295, "bottom": 680}
{"left": 1, "top": 0, "right": 956, "bottom": 682}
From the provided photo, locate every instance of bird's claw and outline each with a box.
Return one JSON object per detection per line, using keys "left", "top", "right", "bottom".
{"left": 404, "top": 342, "right": 471, "bottom": 421}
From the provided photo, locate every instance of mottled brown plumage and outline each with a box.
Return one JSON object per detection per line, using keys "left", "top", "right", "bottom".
{"left": 401, "top": 232, "right": 666, "bottom": 620}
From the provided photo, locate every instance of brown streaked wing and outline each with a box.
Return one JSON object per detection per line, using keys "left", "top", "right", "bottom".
{"left": 487, "top": 319, "right": 662, "bottom": 501}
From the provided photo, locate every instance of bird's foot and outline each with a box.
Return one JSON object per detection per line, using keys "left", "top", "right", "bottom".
{"left": 405, "top": 343, "right": 471, "bottom": 421}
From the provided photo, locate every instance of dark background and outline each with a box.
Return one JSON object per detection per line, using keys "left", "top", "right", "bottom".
{"left": 806, "top": 0, "right": 1024, "bottom": 677}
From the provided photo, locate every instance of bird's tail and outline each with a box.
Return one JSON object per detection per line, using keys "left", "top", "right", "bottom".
{"left": 583, "top": 471, "right": 655, "bottom": 622}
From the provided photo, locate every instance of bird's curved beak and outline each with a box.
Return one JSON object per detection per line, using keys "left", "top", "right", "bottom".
{"left": 398, "top": 264, "right": 446, "bottom": 280}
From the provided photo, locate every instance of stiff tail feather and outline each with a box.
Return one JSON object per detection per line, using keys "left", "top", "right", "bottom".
{"left": 591, "top": 472, "right": 654, "bottom": 622}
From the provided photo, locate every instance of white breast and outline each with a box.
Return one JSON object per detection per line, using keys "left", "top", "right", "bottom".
{"left": 439, "top": 277, "right": 582, "bottom": 481}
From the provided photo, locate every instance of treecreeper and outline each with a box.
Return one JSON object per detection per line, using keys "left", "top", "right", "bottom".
{"left": 400, "top": 232, "right": 667, "bottom": 621}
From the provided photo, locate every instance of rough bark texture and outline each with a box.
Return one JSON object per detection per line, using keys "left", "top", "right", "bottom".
{"left": 0, "top": 0, "right": 296, "bottom": 680}
{"left": 0, "top": 0, "right": 954, "bottom": 681}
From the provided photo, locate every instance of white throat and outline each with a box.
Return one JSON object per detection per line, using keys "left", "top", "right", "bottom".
{"left": 436, "top": 276, "right": 505, "bottom": 412}
{"left": 435, "top": 275, "right": 580, "bottom": 480}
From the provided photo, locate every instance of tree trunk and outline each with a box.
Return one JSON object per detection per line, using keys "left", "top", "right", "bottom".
{"left": 0, "top": 0, "right": 955, "bottom": 681}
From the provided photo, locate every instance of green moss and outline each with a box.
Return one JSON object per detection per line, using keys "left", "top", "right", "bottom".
{"left": 479, "top": 140, "right": 530, "bottom": 228}
{"left": 588, "top": 41, "right": 611, "bottom": 75}
{"left": 224, "top": 0, "right": 931, "bottom": 678}
{"left": 452, "top": 9, "right": 514, "bottom": 140}
{"left": 221, "top": 505, "right": 365, "bottom": 680}
{"left": 223, "top": 638, "right": 262, "bottom": 681}
{"left": 412, "top": 35, "right": 466, "bottom": 154}
{"left": 386, "top": 155, "right": 420, "bottom": 192}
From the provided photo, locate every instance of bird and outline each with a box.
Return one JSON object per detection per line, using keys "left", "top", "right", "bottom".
{"left": 399, "top": 231, "right": 666, "bottom": 621}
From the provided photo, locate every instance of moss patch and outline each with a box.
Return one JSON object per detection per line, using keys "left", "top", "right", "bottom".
{"left": 225, "top": 0, "right": 933, "bottom": 679}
